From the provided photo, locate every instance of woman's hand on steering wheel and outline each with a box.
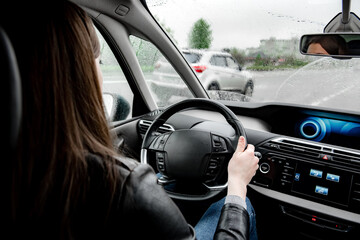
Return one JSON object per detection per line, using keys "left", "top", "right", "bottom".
{"left": 227, "top": 136, "right": 259, "bottom": 200}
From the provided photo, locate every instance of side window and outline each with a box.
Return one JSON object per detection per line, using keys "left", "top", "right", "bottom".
{"left": 129, "top": 35, "right": 193, "bottom": 108}
{"left": 226, "top": 57, "right": 239, "bottom": 69}
{"left": 210, "top": 56, "right": 216, "bottom": 65}
{"left": 183, "top": 52, "right": 201, "bottom": 63}
{"left": 95, "top": 27, "right": 134, "bottom": 120}
{"left": 213, "top": 56, "right": 227, "bottom": 67}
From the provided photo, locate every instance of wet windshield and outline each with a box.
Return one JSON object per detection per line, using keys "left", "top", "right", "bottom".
{"left": 145, "top": 0, "right": 360, "bottom": 113}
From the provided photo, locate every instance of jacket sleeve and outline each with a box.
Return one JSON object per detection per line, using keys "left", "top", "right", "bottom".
{"left": 214, "top": 203, "right": 249, "bottom": 240}
{"left": 120, "top": 162, "right": 196, "bottom": 240}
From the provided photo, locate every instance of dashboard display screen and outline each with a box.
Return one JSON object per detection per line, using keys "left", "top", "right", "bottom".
{"left": 296, "top": 116, "right": 360, "bottom": 149}
{"left": 291, "top": 162, "right": 352, "bottom": 206}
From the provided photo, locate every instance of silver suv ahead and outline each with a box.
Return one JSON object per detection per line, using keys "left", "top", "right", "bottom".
{"left": 182, "top": 49, "right": 254, "bottom": 96}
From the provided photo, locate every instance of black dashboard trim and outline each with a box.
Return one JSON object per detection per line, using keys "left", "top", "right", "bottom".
{"left": 249, "top": 184, "right": 360, "bottom": 224}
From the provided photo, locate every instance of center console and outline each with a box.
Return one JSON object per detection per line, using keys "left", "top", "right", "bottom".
{"left": 252, "top": 137, "right": 360, "bottom": 215}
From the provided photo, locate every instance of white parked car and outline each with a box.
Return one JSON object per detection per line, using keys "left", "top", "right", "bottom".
{"left": 154, "top": 49, "right": 255, "bottom": 97}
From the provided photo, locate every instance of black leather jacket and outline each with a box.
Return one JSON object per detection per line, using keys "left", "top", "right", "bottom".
{"left": 74, "top": 154, "right": 249, "bottom": 239}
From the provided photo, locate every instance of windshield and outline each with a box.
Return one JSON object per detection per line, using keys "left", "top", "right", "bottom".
{"left": 146, "top": 0, "right": 360, "bottom": 113}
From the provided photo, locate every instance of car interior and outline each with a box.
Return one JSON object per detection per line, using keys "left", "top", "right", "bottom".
{"left": 4, "top": 0, "right": 360, "bottom": 239}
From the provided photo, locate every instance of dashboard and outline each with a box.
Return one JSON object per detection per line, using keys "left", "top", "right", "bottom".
{"left": 131, "top": 102, "right": 360, "bottom": 238}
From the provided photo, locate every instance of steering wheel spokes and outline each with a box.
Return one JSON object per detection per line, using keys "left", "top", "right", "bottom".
{"left": 141, "top": 99, "right": 247, "bottom": 201}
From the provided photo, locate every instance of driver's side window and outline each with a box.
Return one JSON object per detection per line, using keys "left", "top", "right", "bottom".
{"left": 129, "top": 35, "right": 194, "bottom": 108}
{"left": 226, "top": 57, "right": 239, "bottom": 70}
{"left": 95, "top": 26, "right": 134, "bottom": 120}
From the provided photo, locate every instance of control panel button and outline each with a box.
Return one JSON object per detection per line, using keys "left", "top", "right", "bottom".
{"left": 281, "top": 173, "right": 293, "bottom": 181}
{"left": 326, "top": 173, "right": 340, "bottom": 182}
{"left": 254, "top": 151, "right": 262, "bottom": 159}
{"left": 320, "top": 154, "right": 332, "bottom": 161}
{"left": 259, "top": 162, "right": 270, "bottom": 174}
{"left": 284, "top": 161, "right": 295, "bottom": 168}
{"left": 282, "top": 167, "right": 293, "bottom": 174}
{"left": 280, "top": 179, "right": 292, "bottom": 191}
{"left": 310, "top": 169, "right": 323, "bottom": 178}
{"left": 315, "top": 185, "right": 329, "bottom": 196}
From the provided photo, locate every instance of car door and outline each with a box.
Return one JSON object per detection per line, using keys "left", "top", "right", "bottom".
{"left": 225, "top": 56, "right": 247, "bottom": 91}
{"left": 208, "top": 55, "right": 230, "bottom": 89}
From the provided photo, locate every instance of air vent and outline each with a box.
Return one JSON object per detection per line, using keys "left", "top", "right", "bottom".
{"left": 138, "top": 120, "right": 175, "bottom": 136}
{"left": 350, "top": 176, "right": 360, "bottom": 213}
{"left": 332, "top": 149, "right": 360, "bottom": 165}
{"left": 281, "top": 139, "right": 322, "bottom": 151}
{"left": 267, "top": 138, "right": 321, "bottom": 158}
{"left": 262, "top": 137, "right": 360, "bottom": 168}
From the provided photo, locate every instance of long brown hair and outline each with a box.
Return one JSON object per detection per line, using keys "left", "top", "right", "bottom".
{"left": 7, "top": 1, "right": 119, "bottom": 238}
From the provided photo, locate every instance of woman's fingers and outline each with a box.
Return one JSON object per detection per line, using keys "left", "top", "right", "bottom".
{"left": 235, "top": 136, "right": 246, "bottom": 153}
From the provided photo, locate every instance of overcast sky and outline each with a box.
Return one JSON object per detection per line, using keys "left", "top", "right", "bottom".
{"left": 147, "top": 0, "right": 360, "bottom": 50}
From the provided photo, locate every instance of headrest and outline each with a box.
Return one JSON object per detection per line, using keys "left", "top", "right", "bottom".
{"left": 347, "top": 40, "right": 360, "bottom": 54}
{"left": 0, "top": 26, "right": 22, "bottom": 152}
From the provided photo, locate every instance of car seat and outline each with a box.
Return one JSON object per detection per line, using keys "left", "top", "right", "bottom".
{"left": 347, "top": 40, "right": 360, "bottom": 55}
{"left": 0, "top": 25, "right": 22, "bottom": 155}
{"left": 0, "top": 24, "right": 22, "bottom": 234}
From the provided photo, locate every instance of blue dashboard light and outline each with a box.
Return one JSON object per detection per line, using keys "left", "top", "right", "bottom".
{"left": 300, "top": 120, "right": 320, "bottom": 139}
{"left": 299, "top": 117, "right": 328, "bottom": 142}
{"left": 340, "top": 122, "right": 360, "bottom": 136}
{"left": 297, "top": 113, "right": 360, "bottom": 147}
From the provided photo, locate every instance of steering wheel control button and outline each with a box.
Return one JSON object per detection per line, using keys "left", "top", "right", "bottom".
{"left": 212, "top": 135, "right": 227, "bottom": 152}
{"left": 259, "top": 162, "right": 270, "bottom": 174}
{"left": 206, "top": 157, "right": 224, "bottom": 179}
{"left": 208, "top": 159, "right": 219, "bottom": 170}
{"left": 151, "top": 133, "right": 171, "bottom": 151}
{"left": 209, "top": 160, "right": 219, "bottom": 169}
{"left": 156, "top": 152, "right": 166, "bottom": 173}
{"left": 156, "top": 152, "right": 165, "bottom": 159}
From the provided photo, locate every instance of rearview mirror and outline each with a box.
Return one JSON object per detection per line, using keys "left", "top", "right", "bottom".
{"left": 300, "top": 33, "right": 360, "bottom": 58}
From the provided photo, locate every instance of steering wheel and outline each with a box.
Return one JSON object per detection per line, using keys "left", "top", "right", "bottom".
{"left": 141, "top": 98, "right": 247, "bottom": 201}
